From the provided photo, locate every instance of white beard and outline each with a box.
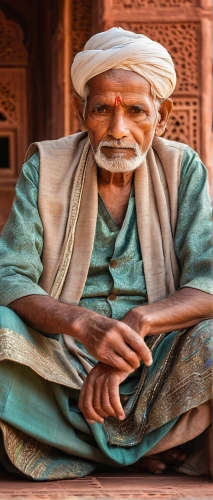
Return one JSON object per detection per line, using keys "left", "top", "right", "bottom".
{"left": 94, "top": 140, "right": 150, "bottom": 173}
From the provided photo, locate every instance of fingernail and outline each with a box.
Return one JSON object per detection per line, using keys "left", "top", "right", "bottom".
{"left": 118, "top": 414, "right": 125, "bottom": 420}
{"left": 179, "top": 454, "right": 187, "bottom": 461}
{"left": 87, "top": 420, "right": 95, "bottom": 424}
{"left": 172, "top": 452, "right": 178, "bottom": 459}
{"left": 146, "top": 358, "right": 153, "bottom": 367}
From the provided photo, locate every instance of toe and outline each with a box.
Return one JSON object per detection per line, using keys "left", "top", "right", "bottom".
{"left": 138, "top": 456, "right": 167, "bottom": 474}
{"left": 160, "top": 448, "right": 187, "bottom": 466}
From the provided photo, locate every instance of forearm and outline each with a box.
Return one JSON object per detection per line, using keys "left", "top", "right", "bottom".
{"left": 8, "top": 294, "right": 91, "bottom": 342}
{"left": 129, "top": 288, "right": 213, "bottom": 337}
{"left": 9, "top": 294, "right": 153, "bottom": 370}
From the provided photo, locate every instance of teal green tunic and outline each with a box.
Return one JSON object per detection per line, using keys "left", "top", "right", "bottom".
{"left": 0, "top": 146, "right": 211, "bottom": 480}
{"left": 80, "top": 191, "right": 147, "bottom": 319}
{"left": 0, "top": 146, "right": 212, "bottom": 307}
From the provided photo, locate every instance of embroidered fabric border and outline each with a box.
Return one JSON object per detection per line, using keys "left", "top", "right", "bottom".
{"left": 50, "top": 141, "right": 90, "bottom": 300}
{"left": 0, "top": 329, "right": 82, "bottom": 389}
{"left": 0, "top": 421, "right": 94, "bottom": 480}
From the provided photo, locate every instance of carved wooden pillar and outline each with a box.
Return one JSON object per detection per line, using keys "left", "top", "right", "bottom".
{"left": 50, "top": 0, "right": 71, "bottom": 139}
{"left": 92, "top": 0, "right": 212, "bottom": 183}
{"left": 0, "top": 9, "right": 28, "bottom": 229}
{"left": 69, "top": 0, "right": 94, "bottom": 132}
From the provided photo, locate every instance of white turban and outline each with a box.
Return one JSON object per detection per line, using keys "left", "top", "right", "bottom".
{"left": 71, "top": 27, "right": 176, "bottom": 100}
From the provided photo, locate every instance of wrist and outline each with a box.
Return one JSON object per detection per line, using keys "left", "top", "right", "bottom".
{"left": 131, "top": 306, "right": 152, "bottom": 337}
{"left": 62, "top": 304, "right": 96, "bottom": 342}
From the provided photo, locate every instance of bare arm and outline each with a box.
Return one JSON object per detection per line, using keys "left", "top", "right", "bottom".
{"left": 122, "top": 287, "right": 213, "bottom": 337}
{"left": 9, "top": 294, "right": 152, "bottom": 371}
{"left": 9, "top": 295, "right": 82, "bottom": 337}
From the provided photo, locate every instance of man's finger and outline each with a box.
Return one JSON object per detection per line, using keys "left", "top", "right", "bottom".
{"left": 123, "top": 330, "right": 153, "bottom": 366}
{"left": 93, "top": 379, "right": 109, "bottom": 418}
{"left": 109, "top": 353, "right": 135, "bottom": 373}
{"left": 115, "top": 346, "right": 140, "bottom": 370}
{"left": 78, "top": 381, "right": 86, "bottom": 411}
{"left": 79, "top": 379, "right": 104, "bottom": 424}
{"left": 108, "top": 378, "right": 125, "bottom": 420}
{"left": 101, "top": 383, "right": 117, "bottom": 418}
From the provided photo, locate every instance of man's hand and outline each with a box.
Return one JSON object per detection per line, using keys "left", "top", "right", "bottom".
{"left": 78, "top": 362, "right": 128, "bottom": 424}
{"left": 9, "top": 295, "right": 152, "bottom": 373}
{"left": 121, "top": 288, "right": 213, "bottom": 338}
{"left": 72, "top": 310, "right": 152, "bottom": 372}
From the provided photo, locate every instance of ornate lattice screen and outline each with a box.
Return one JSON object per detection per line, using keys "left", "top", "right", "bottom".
{"left": 70, "top": 0, "right": 212, "bottom": 180}
{"left": 113, "top": 21, "right": 201, "bottom": 153}
{"left": 0, "top": 10, "right": 28, "bottom": 174}
{"left": 0, "top": 9, "right": 28, "bottom": 229}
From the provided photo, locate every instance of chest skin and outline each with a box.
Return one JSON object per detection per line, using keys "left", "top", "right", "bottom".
{"left": 98, "top": 178, "right": 133, "bottom": 226}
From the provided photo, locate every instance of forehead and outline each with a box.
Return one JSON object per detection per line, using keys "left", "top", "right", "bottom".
{"left": 86, "top": 70, "right": 153, "bottom": 101}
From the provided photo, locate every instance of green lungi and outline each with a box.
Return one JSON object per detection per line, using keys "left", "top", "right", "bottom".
{"left": 0, "top": 307, "right": 211, "bottom": 480}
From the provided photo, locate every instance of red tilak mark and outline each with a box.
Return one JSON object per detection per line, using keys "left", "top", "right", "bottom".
{"left": 114, "top": 96, "right": 122, "bottom": 107}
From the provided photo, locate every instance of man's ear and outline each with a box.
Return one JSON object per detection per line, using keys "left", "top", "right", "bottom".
{"left": 155, "top": 98, "right": 173, "bottom": 137}
{"left": 71, "top": 92, "right": 87, "bottom": 131}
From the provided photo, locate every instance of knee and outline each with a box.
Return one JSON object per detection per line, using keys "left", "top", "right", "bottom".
{"left": 196, "top": 319, "right": 213, "bottom": 335}
{"left": 194, "top": 319, "right": 213, "bottom": 357}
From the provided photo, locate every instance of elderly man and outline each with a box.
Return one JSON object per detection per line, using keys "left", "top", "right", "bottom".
{"left": 0, "top": 28, "right": 212, "bottom": 480}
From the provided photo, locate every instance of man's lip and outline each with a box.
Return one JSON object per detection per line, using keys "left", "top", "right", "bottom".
{"left": 100, "top": 147, "right": 135, "bottom": 159}
{"left": 101, "top": 147, "right": 134, "bottom": 153}
{"left": 101, "top": 146, "right": 134, "bottom": 151}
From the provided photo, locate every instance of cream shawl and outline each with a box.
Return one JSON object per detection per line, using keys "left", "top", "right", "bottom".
{"left": 25, "top": 132, "right": 186, "bottom": 305}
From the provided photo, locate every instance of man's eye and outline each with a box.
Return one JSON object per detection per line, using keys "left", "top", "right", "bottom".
{"left": 93, "top": 106, "right": 108, "bottom": 113}
{"left": 129, "top": 106, "right": 145, "bottom": 114}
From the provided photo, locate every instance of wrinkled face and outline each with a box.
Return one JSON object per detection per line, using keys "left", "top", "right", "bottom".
{"left": 84, "top": 70, "right": 160, "bottom": 172}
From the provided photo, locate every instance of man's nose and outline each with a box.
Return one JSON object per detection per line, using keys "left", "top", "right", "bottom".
{"left": 107, "top": 111, "right": 129, "bottom": 140}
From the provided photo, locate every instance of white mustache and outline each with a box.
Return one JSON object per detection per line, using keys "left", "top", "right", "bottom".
{"left": 94, "top": 138, "right": 148, "bottom": 173}
{"left": 98, "top": 141, "right": 140, "bottom": 152}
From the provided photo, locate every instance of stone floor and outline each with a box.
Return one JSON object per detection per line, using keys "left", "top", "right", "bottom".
{"left": 0, "top": 472, "right": 213, "bottom": 499}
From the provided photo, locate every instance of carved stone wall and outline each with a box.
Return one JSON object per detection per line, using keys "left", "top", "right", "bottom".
{"left": 72, "top": 0, "right": 94, "bottom": 58}
{"left": 0, "top": 8, "right": 28, "bottom": 230}
{"left": 51, "top": 7, "right": 66, "bottom": 140}
{"left": 164, "top": 98, "right": 200, "bottom": 152}
{"left": 113, "top": 0, "right": 197, "bottom": 7}
{"left": 0, "top": 68, "right": 27, "bottom": 173}
{"left": 119, "top": 22, "right": 200, "bottom": 95}
{"left": 118, "top": 21, "right": 201, "bottom": 155}
{"left": 0, "top": 0, "right": 212, "bottom": 231}
{"left": 91, "top": 0, "right": 212, "bottom": 180}
{"left": 0, "top": 10, "right": 28, "bottom": 173}
{"left": 0, "top": 9, "right": 27, "bottom": 66}
{"left": 69, "top": 0, "right": 94, "bottom": 132}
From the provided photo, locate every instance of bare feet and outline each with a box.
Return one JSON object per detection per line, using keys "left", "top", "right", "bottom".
{"left": 136, "top": 448, "right": 187, "bottom": 474}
